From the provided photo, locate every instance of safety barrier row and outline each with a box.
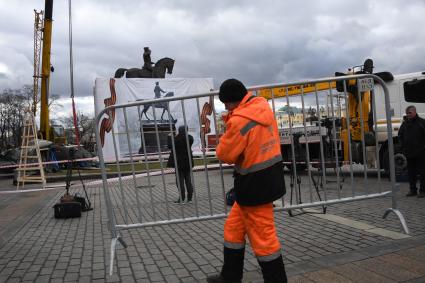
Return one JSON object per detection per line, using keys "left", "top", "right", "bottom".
{"left": 95, "top": 74, "right": 408, "bottom": 275}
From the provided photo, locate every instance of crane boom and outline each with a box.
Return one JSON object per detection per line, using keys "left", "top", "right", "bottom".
{"left": 33, "top": 10, "right": 43, "bottom": 116}
{"left": 257, "top": 81, "right": 337, "bottom": 99}
{"left": 39, "top": 0, "right": 53, "bottom": 140}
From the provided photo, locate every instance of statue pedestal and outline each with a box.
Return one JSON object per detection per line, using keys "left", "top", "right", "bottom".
{"left": 139, "top": 123, "right": 176, "bottom": 154}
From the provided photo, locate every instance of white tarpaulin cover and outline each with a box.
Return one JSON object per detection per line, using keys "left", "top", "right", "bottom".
{"left": 94, "top": 78, "right": 214, "bottom": 161}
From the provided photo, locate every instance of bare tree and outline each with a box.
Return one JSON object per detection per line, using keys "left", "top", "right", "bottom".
{"left": 60, "top": 111, "right": 95, "bottom": 152}
{"left": 48, "top": 94, "right": 63, "bottom": 113}
{"left": 0, "top": 87, "right": 28, "bottom": 150}
{"left": 0, "top": 85, "right": 66, "bottom": 151}
{"left": 32, "top": 92, "right": 63, "bottom": 115}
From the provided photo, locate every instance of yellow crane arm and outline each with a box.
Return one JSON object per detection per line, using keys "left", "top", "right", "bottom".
{"left": 257, "top": 81, "right": 337, "bottom": 99}
{"left": 39, "top": 0, "right": 53, "bottom": 140}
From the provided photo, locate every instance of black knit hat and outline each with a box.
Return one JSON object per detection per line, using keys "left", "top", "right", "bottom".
{"left": 219, "top": 78, "right": 247, "bottom": 103}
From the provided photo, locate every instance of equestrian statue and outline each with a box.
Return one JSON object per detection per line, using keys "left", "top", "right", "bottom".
{"left": 114, "top": 47, "right": 175, "bottom": 78}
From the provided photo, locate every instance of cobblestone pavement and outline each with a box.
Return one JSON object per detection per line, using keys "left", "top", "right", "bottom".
{"left": 0, "top": 167, "right": 424, "bottom": 282}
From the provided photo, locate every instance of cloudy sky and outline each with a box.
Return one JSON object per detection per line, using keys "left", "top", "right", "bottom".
{"left": 0, "top": 0, "right": 424, "bottom": 117}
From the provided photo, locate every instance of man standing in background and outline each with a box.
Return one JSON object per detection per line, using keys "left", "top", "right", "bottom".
{"left": 398, "top": 105, "right": 425, "bottom": 198}
{"left": 167, "top": 126, "right": 194, "bottom": 204}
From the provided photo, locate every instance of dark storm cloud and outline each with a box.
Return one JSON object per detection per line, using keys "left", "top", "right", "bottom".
{"left": 1, "top": 0, "right": 424, "bottom": 104}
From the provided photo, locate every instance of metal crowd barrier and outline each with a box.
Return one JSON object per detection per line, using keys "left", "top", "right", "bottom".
{"left": 95, "top": 74, "right": 408, "bottom": 275}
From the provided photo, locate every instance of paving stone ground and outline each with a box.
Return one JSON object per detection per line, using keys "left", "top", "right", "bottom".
{"left": 0, "top": 167, "right": 424, "bottom": 282}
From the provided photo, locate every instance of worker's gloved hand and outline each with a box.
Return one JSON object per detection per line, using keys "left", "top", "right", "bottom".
{"left": 221, "top": 111, "right": 231, "bottom": 123}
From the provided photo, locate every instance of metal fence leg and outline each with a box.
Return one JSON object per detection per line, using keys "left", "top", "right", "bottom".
{"left": 109, "top": 235, "right": 128, "bottom": 276}
{"left": 109, "top": 238, "right": 118, "bottom": 276}
{"left": 383, "top": 208, "right": 410, "bottom": 235}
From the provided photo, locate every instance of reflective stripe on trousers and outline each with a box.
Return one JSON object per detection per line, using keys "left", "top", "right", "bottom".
{"left": 224, "top": 202, "right": 281, "bottom": 259}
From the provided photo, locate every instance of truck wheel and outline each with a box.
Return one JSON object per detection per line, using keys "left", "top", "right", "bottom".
{"left": 382, "top": 149, "right": 407, "bottom": 178}
{"left": 394, "top": 153, "right": 408, "bottom": 172}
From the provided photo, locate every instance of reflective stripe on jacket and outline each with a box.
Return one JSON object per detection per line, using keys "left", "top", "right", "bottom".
{"left": 217, "top": 94, "right": 285, "bottom": 206}
{"left": 224, "top": 202, "right": 281, "bottom": 258}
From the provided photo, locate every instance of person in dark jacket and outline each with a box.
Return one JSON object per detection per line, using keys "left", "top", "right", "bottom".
{"left": 398, "top": 105, "right": 425, "bottom": 198}
{"left": 167, "top": 125, "right": 194, "bottom": 203}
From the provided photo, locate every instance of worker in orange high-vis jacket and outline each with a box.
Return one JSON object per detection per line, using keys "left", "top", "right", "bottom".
{"left": 207, "top": 79, "right": 287, "bottom": 283}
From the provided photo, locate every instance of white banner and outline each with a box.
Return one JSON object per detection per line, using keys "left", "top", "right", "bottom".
{"left": 94, "top": 78, "right": 215, "bottom": 161}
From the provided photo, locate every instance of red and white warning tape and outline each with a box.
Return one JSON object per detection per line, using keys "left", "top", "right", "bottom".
{"left": 0, "top": 157, "right": 98, "bottom": 170}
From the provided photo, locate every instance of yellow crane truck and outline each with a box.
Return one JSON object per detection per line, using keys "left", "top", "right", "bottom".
{"left": 258, "top": 59, "right": 425, "bottom": 175}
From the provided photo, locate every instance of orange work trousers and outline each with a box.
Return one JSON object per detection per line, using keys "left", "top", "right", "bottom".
{"left": 224, "top": 202, "right": 281, "bottom": 259}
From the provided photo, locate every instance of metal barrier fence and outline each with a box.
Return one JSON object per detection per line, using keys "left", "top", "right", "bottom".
{"left": 95, "top": 74, "right": 408, "bottom": 275}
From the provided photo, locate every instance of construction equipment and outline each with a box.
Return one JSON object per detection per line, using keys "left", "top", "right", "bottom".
{"left": 35, "top": 0, "right": 67, "bottom": 144}
{"left": 258, "top": 81, "right": 336, "bottom": 100}
{"left": 335, "top": 60, "right": 379, "bottom": 163}
{"left": 258, "top": 59, "right": 425, "bottom": 174}
{"left": 39, "top": 0, "right": 53, "bottom": 141}
{"left": 18, "top": 1, "right": 63, "bottom": 188}
{"left": 33, "top": 10, "right": 43, "bottom": 116}
{"left": 16, "top": 111, "right": 46, "bottom": 189}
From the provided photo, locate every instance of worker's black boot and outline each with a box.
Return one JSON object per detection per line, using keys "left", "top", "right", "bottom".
{"left": 258, "top": 254, "right": 287, "bottom": 283}
{"left": 207, "top": 247, "right": 244, "bottom": 283}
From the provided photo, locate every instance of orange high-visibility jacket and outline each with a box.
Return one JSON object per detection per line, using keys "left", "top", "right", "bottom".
{"left": 217, "top": 94, "right": 285, "bottom": 206}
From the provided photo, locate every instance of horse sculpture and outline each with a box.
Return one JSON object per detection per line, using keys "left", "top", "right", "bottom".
{"left": 114, "top": 57, "right": 175, "bottom": 78}
{"left": 141, "top": 92, "right": 176, "bottom": 122}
